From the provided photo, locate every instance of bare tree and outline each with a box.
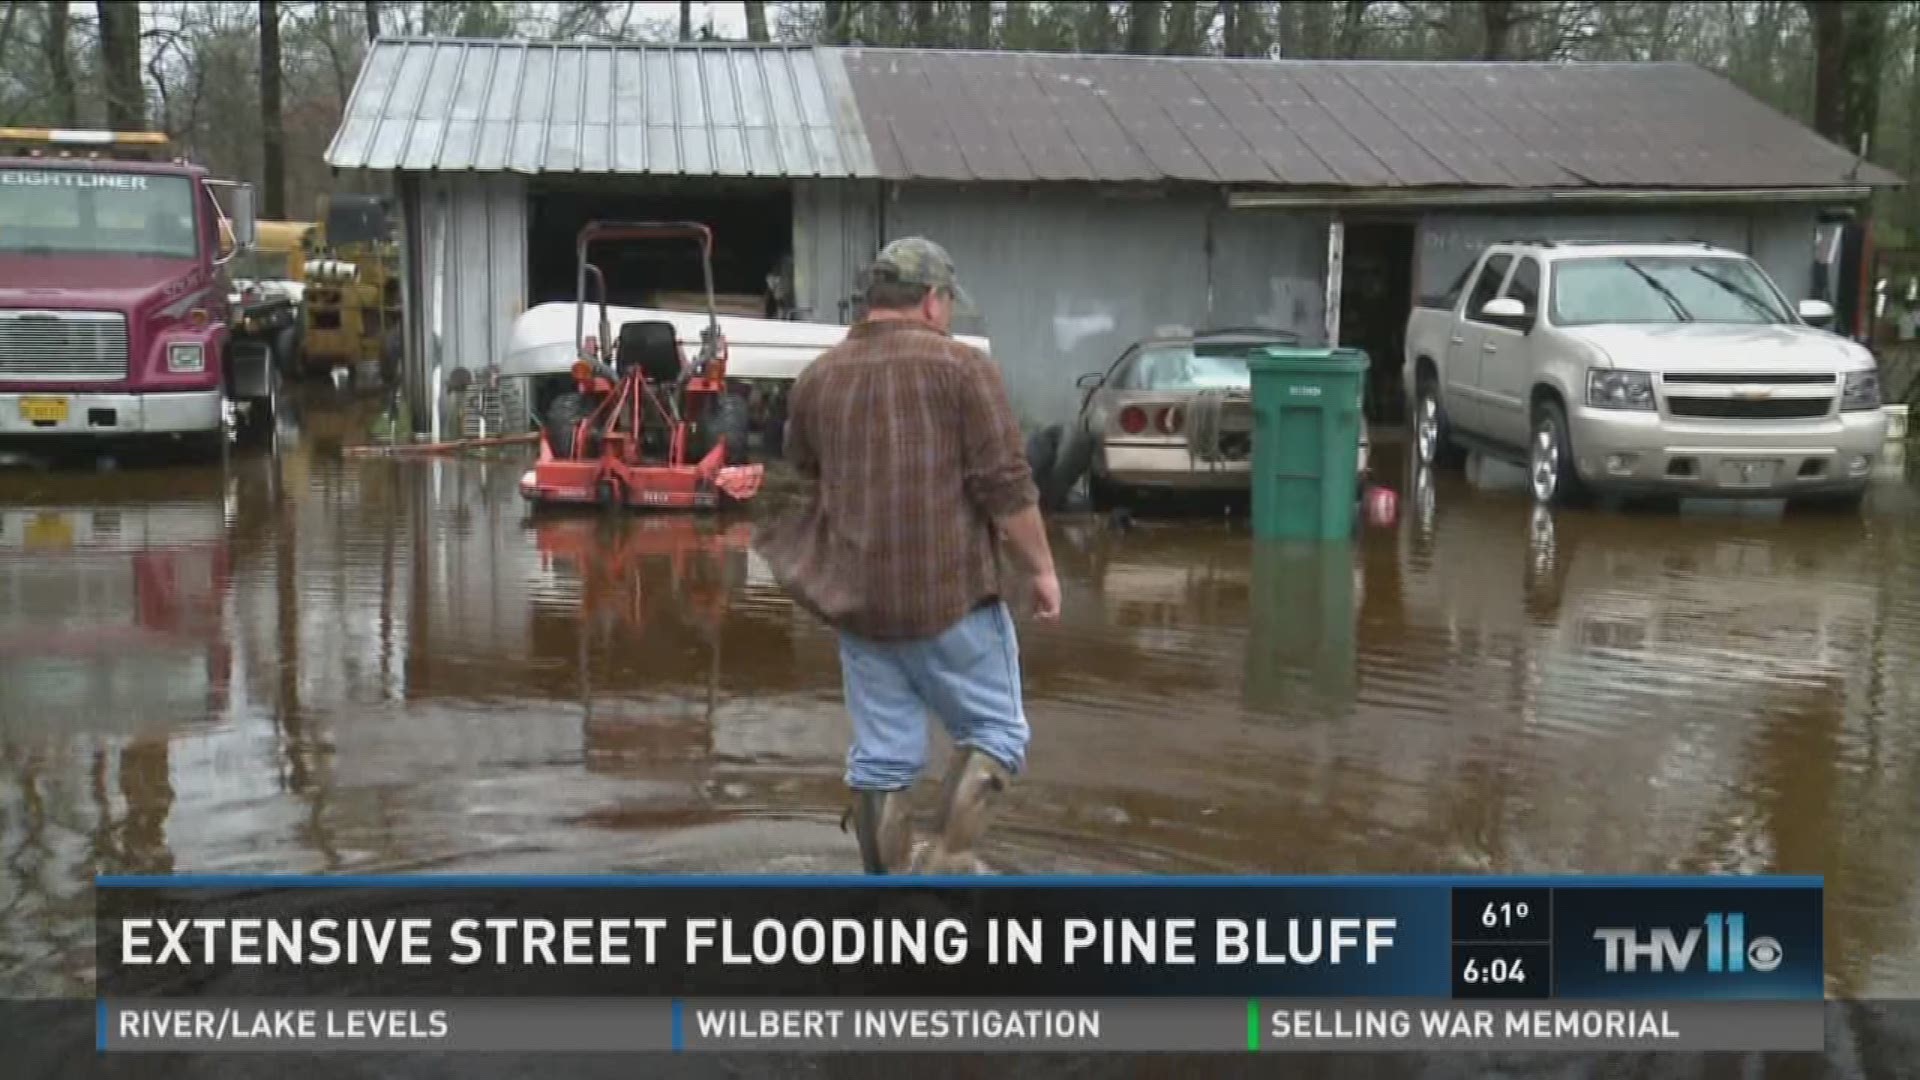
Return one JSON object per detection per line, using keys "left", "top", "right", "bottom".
{"left": 45, "top": 1, "right": 77, "bottom": 127}
{"left": 364, "top": 0, "right": 381, "bottom": 42}
{"left": 98, "top": 0, "right": 144, "bottom": 129}
{"left": 680, "top": 0, "right": 692, "bottom": 41}
{"left": 969, "top": 0, "right": 993, "bottom": 48}
{"left": 745, "top": 1, "right": 770, "bottom": 42}
{"left": 822, "top": 0, "right": 849, "bottom": 45}
{"left": 1126, "top": 0, "right": 1160, "bottom": 54}
{"left": 261, "top": 0, "right": 286, "bottom": 219}
{"left": 1480, "top": 0, "right": 1517, "bottom": 60}
{"left": 1165, "top": 0, "right": 1202, "bottom": 54}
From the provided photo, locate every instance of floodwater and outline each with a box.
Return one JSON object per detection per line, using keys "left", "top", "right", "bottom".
{"left": 4, "top": 396, "right": 1920, "bottom": 1027}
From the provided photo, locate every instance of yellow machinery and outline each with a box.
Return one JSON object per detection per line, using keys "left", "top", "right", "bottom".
{"left": 299, "top": 194, "right": 401, "bottom": 375}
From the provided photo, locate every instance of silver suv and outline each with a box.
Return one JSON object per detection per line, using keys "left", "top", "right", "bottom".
{"left": 1405, "top": 240, "right": 1887, "bottom": 508}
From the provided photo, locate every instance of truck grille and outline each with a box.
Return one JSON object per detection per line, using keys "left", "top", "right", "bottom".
{"left": 1667, "top": 397, "right": 1832, "bottom": 420}
{"left": 0, "top": 310, "right": 130, "bottom": 382}
{"left": 1664, "top": 372, "right": 1836, "bottom": 385}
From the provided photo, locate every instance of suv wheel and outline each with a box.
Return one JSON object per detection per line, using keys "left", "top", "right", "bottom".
{"left": 1415, "top": 378, "right": 1465, "bottom": 469}
{"left": 1529, "top": 400, "right": 1590, "bottom": 507}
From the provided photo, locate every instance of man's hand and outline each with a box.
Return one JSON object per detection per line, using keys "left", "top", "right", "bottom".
{"left": 1030, "top": 570, "right": 1062, "bottom": 621}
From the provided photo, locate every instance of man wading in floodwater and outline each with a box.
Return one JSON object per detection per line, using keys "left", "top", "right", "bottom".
{"left": 759, "top": 238, "right": 1060, "bottom": 875}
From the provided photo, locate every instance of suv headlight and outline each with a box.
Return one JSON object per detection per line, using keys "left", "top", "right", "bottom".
{"left": 1587, "top": 368, "right": 1655, "bottom": 411}
{"left": 1842, "top": 370, "right": 1882, "bottom": 411}
{"left": 167, "top": 342, "right": 205, "bottom": 374}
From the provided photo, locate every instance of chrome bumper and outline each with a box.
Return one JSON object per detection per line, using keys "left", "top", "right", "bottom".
{"left": 1099, "top": 440, "right": 1372, "bottom": 491}
{"left": 0, "top": 390, "right": 223, "bottom": 435}
{"left": 1568, "top": 406, "right": 1887, "bottom": 495}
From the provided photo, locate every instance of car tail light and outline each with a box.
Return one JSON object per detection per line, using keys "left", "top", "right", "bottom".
{"left": 1118, "top": 405, "right": 1148, "bottom": 434}
{"left": 1156, "top": 406, "right": 1183, "bottom": 434}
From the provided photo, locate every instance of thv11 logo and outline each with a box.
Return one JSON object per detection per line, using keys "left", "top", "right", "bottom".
{"left": 1594, "top": 914, "right": 1783, "bottom": 974}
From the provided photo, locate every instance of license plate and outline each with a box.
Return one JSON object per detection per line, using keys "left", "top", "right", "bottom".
{"left": 19, "top": 396, "right": 68, "bottom": 424}
{"left": 1719, "top": 459, "right": 1779, "bottom": 487}
{"left": 24, "top": 513, "right": 73, "bottom": 551}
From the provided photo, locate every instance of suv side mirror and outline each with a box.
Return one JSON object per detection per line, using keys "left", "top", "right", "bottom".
{"left": 1480, "top": 296, "right": 1531, "bottom": 329}
{"left": 1075, "top": 372, "right": 1104, "bottom": 389}
{"left": 1798, "top": 298, "right": 1835, "bottom": 324}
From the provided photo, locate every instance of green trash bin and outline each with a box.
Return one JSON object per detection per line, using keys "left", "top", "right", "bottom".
{"left": 1247, "top": 347, "right": 1370, "bottom": 541}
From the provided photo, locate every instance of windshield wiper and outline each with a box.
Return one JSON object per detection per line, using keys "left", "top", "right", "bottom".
{"left": 1622, "top": 260, "right": 1693, "bottom": 321}
{"left": 1687, "top": 266, "right": 1781, "bottom": 321}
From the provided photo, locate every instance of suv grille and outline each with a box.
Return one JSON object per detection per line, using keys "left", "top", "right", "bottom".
{"left": 1664, "top": 372, "right": 1836, "bottom": 385}
{"left": 0, "top": 310, "right": 130, "bottom": 381}
{"left": 1667, "top": 397, "right": 1831, "bottom": 420}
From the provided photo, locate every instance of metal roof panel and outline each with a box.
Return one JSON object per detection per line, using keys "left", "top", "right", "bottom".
{"left": 328, "top": 38, "right": 876, "bottom": 178}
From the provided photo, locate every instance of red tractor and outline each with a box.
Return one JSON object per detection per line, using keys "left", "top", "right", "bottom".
{"left": 519, "top": 222, "right": 764, "bottom": 511}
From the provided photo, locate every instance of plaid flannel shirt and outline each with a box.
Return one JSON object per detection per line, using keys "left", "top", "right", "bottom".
{"left": 757, "top": 319, "right": 1037, "bottom": 641}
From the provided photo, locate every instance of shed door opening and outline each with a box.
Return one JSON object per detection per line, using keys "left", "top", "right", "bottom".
{"left": 526, "top": 179, "right": 794, "bottom": 318}
{"left": 1339, "top": 220, "right": 1416, "bottom": 425}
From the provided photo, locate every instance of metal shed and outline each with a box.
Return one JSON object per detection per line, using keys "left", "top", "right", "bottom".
{"left": 327, "top": 40, "right": 1901, "bottom": 432}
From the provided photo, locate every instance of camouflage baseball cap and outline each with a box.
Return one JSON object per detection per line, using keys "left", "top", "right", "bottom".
{"left": 865, "top": 237, "right": 974, "bottom": 312}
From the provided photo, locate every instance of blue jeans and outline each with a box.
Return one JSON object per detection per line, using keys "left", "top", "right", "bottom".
{"left": 837, "top": 600, "right": 1030, "bottom": 791}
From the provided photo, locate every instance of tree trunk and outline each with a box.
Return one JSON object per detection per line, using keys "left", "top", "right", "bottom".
{"left": 46, "top": 1, "right": 77, "bottom": 128}
{"left": 910, "top": 0, "right": 935, "bottom": 45}
{"left": 1126, "top": 0, "right": 1159, "bottom": 54}
{"left": 1222, "top": 0, "right": 1254, "bottom": 56}
{"left": 822, "top": 0, "right": 847, "bottom": 44}
{"left": 364, "top": 0, "right": 381, "bottom": 41}
{"left": 1806, "top": 1, "right": 1845, "bottom": 141}
{"left": 260, "top": 0, "right": 286, "bottom": 220}
{"left": 680, "top": 0, "right": 693, "bottom": 41}
{"left": 745, "top": 1, "right": 769, "bottom": 42}
{"left": 1480, "top": 0, "right": 1516, "bottom": 61}
{"left": 1164, "top": 0, "right": 1200, "bottom": 54}
{"left": 1339, "top": 0, "right": 1371, "bottom": 58}
{"left": 968, "top": 0, "right": 993, "bottom": 48}
{"left": 97, "top": 0, "right": 143, "bottom": 130}
{"left": 1836, "top": 1, "right": 1886, "bottom": 158}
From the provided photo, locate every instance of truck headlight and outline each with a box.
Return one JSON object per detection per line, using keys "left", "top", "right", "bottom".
{"left": 1587, "top": 368, "right": 1655, "bottom": 411}
{"left": 1841, "top": 370, "right": 1882, "bottom": 411}
{"left": 168, "top": 341, "right": 205, "bottom": 373}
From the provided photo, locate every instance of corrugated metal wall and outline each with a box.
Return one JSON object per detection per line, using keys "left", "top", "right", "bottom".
{"left": 881, "top": 186, "right": 1326, "bottom": 428}
{"left": 791, "top": 179, "right": 880, "bottom": 323}
{"left": 407, "top": 174, "right": 527, "bottom": 434}
{"left": 1414, "top": 206, "right": 1820, "bottom": 307}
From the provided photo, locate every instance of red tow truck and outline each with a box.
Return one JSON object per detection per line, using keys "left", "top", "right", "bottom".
{"left": 0, "top": 128, "right": 275, "bottom": 456}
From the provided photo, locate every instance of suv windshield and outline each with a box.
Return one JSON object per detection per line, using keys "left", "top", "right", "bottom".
{"left": 1124, "top": 341, "right": 1275, "bottom": 390}
{"left": 0, "top": 168, "right": 198, "bottom": 259}
{"left": 1550, "top": 255, "right": 1792, "bottom": 326}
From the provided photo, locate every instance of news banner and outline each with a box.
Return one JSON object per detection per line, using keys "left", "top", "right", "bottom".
{"left": 95, "top": 875, "right": 1823, "bottom": 1053}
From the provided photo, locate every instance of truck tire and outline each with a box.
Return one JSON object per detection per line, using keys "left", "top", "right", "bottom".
{"left": 1414, "top": 373, "right": 1466, "bottom": 469}
{"left": 543, "top": 392, "right": 596, "bottom": 459}
{"left": 1529, "top": 399, "right": 1591, "bottom": 507}
{"left": 698, "top": 392, "right": 751, "bottom": 466}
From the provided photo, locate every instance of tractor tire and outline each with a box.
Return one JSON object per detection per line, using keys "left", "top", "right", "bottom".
{"left": 543, "top": 391, "right": 596, "bottom": 459}
{"left": 699, "top": 392, "right": 752, "bottom": 466}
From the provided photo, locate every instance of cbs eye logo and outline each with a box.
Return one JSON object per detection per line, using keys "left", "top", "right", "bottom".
{"left": 1746, "top": 935, "right": 1784, "bottom": 972}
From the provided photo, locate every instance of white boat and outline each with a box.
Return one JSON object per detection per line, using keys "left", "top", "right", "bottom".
{"left": 499, "top": 301, "right": 991, "bottom": 383}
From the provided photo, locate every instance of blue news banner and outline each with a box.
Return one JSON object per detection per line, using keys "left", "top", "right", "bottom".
{"left": 94, "top": 875, "right": 1824, "bottom": 1053}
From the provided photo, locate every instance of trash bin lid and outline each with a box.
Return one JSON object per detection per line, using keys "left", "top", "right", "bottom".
{"left": 1247, "top": 346, "right": 1370, "bottom": 375}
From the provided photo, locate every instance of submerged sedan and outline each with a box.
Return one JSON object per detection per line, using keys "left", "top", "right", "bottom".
{"left": 1032, "top": 328, "right": 1371, "bottom": 511}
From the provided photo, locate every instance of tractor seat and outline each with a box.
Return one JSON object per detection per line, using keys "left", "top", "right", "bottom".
{"left": 618, "top": 320, "right": 682, "bottom": 383}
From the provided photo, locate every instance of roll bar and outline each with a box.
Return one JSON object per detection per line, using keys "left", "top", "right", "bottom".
{"left": 572, "top": 221, "right": 721, "bottom": 363}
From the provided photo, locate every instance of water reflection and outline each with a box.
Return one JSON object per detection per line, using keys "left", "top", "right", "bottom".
{"left": 0, "top": 427, "right": 1918, "bottom": 1005}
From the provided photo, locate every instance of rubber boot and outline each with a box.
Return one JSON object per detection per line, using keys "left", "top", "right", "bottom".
{"left": 848, "top": 788, "right": 914, "bottom": 875}
{"left": 912, "top": 749, "right": 1012, "bottom": 875}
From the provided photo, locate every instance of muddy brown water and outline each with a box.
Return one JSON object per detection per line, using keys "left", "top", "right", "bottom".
{"left": 3, "top": 406, "right": 1920, "bottom": 1046}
